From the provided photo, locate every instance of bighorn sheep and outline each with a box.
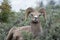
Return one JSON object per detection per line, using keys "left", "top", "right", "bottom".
{"left": 6, "top": 7, "right": 46, "bottom": 40}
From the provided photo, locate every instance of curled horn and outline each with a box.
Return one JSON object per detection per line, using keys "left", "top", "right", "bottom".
{"left": 25, "top": 7, "right": 34, "bottom": 21}
{"left": 39, "top": 8, "right": 46, "bottom": 21}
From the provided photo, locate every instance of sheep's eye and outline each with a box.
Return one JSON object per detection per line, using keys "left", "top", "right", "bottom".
{"left": 31, "top": 14, "right": 33, "bottom": 16}
{"left": 39, "top": 14, "right": 41, "bottom": 16}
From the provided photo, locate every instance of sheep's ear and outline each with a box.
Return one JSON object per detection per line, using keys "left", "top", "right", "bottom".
{"left": 39, "top": 8, "right": 46, "bottom": 21}
{"left": 25, "top": 7, "right": 34, "bottom": 21}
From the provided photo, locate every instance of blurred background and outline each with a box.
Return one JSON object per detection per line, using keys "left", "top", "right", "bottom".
{"left": 0, "top": 0, "right": 60, "bottom": 40}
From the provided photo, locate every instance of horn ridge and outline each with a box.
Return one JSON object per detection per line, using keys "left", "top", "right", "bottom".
{"left": 25, "top": 7, "right": 34, "bottom": 21}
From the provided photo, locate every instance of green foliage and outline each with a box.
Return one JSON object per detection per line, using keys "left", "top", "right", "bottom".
{"left": 40, "top": 1, "right": 44, "bottom": 7}
{"left": 0, "top": 0, "right": 11, "bottom": 22}
{"left": 22, "top": 31, "right": 34, "bottom": 40}
{"left": 49, "top": 0, "right": 55, "bottom": 5}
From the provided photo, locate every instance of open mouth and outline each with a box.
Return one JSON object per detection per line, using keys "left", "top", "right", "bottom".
{"left": 32, "top": 21, "right": 38, "bottom": 24}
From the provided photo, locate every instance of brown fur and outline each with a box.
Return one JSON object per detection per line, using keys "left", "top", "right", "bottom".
{"left": 6, "top": 7, "right": 46, "bottom": 40}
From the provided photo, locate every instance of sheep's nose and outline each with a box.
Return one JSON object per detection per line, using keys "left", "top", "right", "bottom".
{"left": 34, "top": 16, "right": 38, "bottom": 21}
{"left": 34, "top": 16, "right": 38, "bottom": 19}
{"left": 35, "top": 17, "right": 38, "bottom": 19}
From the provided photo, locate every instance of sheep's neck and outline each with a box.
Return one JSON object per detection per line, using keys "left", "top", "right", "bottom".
{"left": 30, "top": 22, "right": 41, "bottom": 37}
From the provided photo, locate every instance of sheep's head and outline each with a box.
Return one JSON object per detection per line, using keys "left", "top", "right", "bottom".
{"left": 25, "top": 7, "right": 46, "bottom": 23}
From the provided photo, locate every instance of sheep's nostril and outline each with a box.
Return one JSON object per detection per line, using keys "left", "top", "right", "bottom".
{"left": 34, "top": 17, "right": 38, "bottom": 22}
{"left": 35, "top": 17, "right": 37, "bottom": 19}
{"left": 35, "top": 17, "right": 38, "bottom": 19}
{"left": 32, "top": 16, "right": 38, "bottom": 22}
